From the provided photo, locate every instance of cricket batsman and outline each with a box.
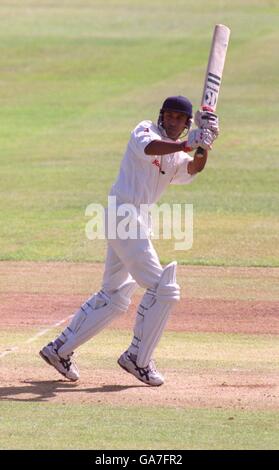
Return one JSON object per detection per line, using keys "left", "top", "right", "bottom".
{"left": 40, "top": 96, "right": 219, "bottom": 386}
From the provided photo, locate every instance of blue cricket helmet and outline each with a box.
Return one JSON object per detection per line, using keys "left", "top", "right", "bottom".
{"left": 160, "top": 95, "right": 193, "bottom": 117}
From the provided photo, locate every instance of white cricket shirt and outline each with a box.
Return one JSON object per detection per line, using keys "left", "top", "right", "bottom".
{"left": 109, "top": 120, "right": 195, "bottom": 207}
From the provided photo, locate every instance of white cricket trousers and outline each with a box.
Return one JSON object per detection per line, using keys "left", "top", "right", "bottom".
{"left": 102, "top": 235, "right": 163, "bottom": 296}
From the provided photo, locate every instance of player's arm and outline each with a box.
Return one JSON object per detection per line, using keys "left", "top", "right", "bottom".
{"left": 188, "top": 150, "right": 208, "bottom": 175}
{"left": 144, "top": 140, "right": 184, "bottom": 156}
{"left": 144, "top": 131, "right": 210, "bottom": 157}
{"left": 145, "top": 138, "right": 208, "bottom": 175}
{"left": 145, "top": 126, "right": 216, "bottom": 166}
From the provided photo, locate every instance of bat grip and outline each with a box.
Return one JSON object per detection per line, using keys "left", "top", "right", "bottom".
{"left": 196, "top": 146, "right": 206, "bottom": 158}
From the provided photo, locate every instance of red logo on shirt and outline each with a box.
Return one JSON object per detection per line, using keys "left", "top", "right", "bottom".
{"left": 152, "top": 159, "right": 165, "bottom": 175}
{"left": 144, "top": 128, "right": 149, "bottom": 133}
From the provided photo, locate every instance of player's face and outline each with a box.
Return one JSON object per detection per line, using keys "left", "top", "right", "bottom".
{"left": 163, "top": 111, "right": 189, "bottom": 140}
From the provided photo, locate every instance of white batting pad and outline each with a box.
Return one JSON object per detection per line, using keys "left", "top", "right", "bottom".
{"left": 130, "top": 261, "right": 180, "bottom": 368}
{"left": 58, "top": 281, "right": 135, "bottom": 358}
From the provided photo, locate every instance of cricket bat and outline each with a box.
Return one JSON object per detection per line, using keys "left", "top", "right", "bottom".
{"left": 196, "top": 24, "right": 230, "bottom": 157}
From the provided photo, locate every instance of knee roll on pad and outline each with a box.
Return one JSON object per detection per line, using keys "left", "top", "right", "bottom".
{"left": 156, "top": 261, "right": 180, "bottom": 303}
{"left": 137, "top": 261, "right": 180, "bottom": 311}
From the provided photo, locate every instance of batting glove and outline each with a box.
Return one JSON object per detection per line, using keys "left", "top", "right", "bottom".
{"left": 194, "top": 110, "right": 219, "bottom": 137}
{"left": 183, "top": 128, "right": 216, "bottom": 152}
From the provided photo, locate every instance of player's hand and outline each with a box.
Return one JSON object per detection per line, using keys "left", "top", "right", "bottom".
{"left": 194, "top": 110, "right": 219, "bottom": 136}
{"left": 185, "top": 128, "right": 216, "bottom": 151}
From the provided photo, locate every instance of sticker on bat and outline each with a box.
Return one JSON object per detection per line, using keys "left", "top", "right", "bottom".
{"left": 204, "top": 89, "right": 217, "bottom": 107}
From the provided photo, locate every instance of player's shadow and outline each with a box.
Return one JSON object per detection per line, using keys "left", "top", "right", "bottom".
{"left": 0, "top": 380, "right": 147, "bottom": 402}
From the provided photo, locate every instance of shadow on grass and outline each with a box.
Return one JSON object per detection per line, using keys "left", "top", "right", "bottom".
{"left": 0, "top": 380, "right": 147, "bottom": 402}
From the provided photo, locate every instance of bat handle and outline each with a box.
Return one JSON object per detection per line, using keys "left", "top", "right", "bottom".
{"left": 196, "top": 146, "right": 206, "bottom": 158}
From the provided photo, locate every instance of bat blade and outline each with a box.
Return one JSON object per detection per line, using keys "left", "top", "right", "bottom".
{"left": 196, "top": 24, "right": 230, "bottom": 157}
{"left": 201, "top": 24, "right": 231, "bottom": 112}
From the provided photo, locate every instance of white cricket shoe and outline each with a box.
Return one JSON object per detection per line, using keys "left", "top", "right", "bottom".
{"left": 39, "top": 342, "right": 80, "bottom": 382}
{"left": 117, "top": 350, "right": 164, "bottom": 386}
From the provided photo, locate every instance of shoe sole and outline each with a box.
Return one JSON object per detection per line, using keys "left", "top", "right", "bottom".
{"left": 39, "top": 350, "right": 79, "bottom": 382}
{"left": 117, "top": 358, "right": 162, "bottom": 387}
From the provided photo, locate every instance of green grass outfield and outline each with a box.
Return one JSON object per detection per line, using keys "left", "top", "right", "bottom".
{"left": 1, "top": 403, "right": 278, "bottom": 450}
{"left": 0, "top": 0, "right": 278, "bottom": 265}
